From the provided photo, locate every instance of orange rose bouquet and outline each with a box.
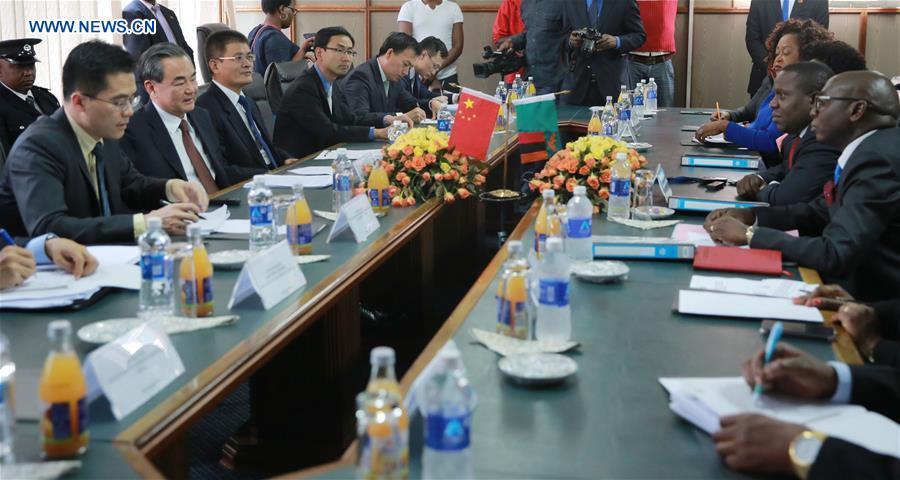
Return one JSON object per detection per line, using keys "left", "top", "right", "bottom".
{"left": 528, "top": 135, "right": 647, "bottom": 211}
{"left": 358, "top": 127, "right": 487, "bottom": 207}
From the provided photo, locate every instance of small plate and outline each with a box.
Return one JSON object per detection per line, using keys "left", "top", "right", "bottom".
{"left": 78, "top": 318, "right": 142, "bottom": 344}
{"left": 571, "top": 261, "right": 629, "bottom": 284}
{"left": 498, "top": 353, "right": 578, "bottom": 386}
{"left": 632, "top": 206, "right": 676, "bottom": 220}
{"left": 627, "top": 142, "right": 652, "bottom": 152}
{"left": 209, "top": 249, "right": 255, "bottom": 270}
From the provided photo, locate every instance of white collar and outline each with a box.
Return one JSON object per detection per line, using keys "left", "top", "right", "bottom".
{"left": 152, "top": 100, "right": 188, "bottom": 135}
{"left": 212, "top": 80, "right": 243, "bottom": 107}
{"left": 1, "top": 81, "right": 31, "bottom": 102}
{"left": 798, "top": 125, "right": 809, "bottom": 138}
{"left": 836, "top": 129, "right": 878, "bottom": 169}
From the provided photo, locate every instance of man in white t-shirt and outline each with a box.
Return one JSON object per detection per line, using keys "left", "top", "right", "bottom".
{"left": 398, "top": 0, "right": 464, "bottom": 93}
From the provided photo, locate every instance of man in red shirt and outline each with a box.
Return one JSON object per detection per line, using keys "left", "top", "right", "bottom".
{"left": 492, "top": 0, "right": 525, "bottom": 85}
{"left": 628, "top": 0, "right": 677, "bottom": 107}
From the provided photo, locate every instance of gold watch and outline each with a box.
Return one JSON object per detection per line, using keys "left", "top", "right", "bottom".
{"left": 745, "top": 225, "right": 756, "bottom": 245}
{"left": 789, "top": 430, "right": 828, "bottom": 480}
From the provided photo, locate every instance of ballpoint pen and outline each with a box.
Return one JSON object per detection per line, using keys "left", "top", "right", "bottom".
{"left": 754, "top": 320, "right": 784, "bottom": 403}
{"left": 161, "top": 199, "right": 207, "bottom": 220}
{"left": 715, "top": 101, "right": 721, "bottom": 120}
{"left": 0, "top": 228, "right": 15, "bottom": 247}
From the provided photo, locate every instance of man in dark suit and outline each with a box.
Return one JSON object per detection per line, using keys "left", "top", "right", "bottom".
{"left": 274, "top": 27, "right": 389, "bottom": 159}
{"left": 400, "top": 36, "right": 450, "bottom": 118}
{"left": 0, "top": 41, "right": 206, "bottom": 245}
{"left": 560, "top": 0, "right": 646, "bottom": 106}
{"left": 746, "top": 0, "right": 829, "bottom": 96}
{"left": 343, "top": 32, "right": 425, "bottom": 129}
{"left": 196, "top": 30, "right": 297, "bottom": 171}
{"left": 496, "top": 0, "right": 567, "bottom": 96}
{"left": 705, "top": 71, "right": 900, "bottom": 302}
{"left": 737, "top": 62, "right": 840, "bottom": 206}
{"left": 0, "top": 38, "right": 60, "bottom": 153}
{"left": 123, "top": 43, "right": 263, "bottom": 194}
{"left": 123, "top": 0, "right": 195, "bottom": 101}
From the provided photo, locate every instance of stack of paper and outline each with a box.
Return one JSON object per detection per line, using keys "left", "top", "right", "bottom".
{"left": 242, "top": 175, "right": 332, "bottom": 189}
{"left": 0, "top": 263, "right": 141, "bottom": 309}
{"left": 193, "top": 205, "right": 230, "bottom": 234}
{"left": 86, "top": 245, "right": 140, "bottom": 266}
{"left": 676, "top": 290, "right": 824, "bottom": 322}
{"left": 689, "top": 275, "right": 817, "bottom": 299}
{"left": 659, "top": 377, "right": 900, "bottom": 459}
{"left": 692, "top": 133, "right": 733, "bottom": 145}
{"left": 314, "top": 148, "right": 382, "bottom": 161}
{"left": 671, "top": 224, "right": 799, "bottom": 248}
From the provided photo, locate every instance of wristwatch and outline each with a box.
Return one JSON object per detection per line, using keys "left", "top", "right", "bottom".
{"left": 745, "top": 225, "right": 756, "bottom": 245}
{"left": 789, "top": 430, "right": 828, "bottom": 480}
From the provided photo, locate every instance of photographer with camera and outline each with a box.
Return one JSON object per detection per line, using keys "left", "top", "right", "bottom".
{"left": 495, "top": 0, "right": 567, "bottom": 96}
{"left": 561, "top": 0, "right": 645, "bottom": 106}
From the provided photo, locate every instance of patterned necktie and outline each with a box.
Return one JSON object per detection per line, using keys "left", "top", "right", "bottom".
{"left": 92, "top": 144, "right": 112, "bottom": 216}
{"left": 589, "top": 0, "right": 602, "bottom": 29}
{"left": 237, "top": 95, "right": 278, "bottom": 167}
{"left": 179, "top": 119, "right": 218, "bottom": 193}
{"left": 25, "top": 96, "right": 41, "bottom": 115}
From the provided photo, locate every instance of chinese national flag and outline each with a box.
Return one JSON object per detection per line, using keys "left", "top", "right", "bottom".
{"left": 449, "top": 88, "right": 502, "bottom": 161}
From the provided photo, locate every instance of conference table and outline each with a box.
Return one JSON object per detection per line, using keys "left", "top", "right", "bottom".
{"left": 1, "top": 106, "right": 858, "bottom": 479}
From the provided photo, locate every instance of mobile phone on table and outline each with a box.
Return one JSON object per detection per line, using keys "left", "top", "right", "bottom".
{"left": 759, "top": 319, "right": 836, "bottom": 341}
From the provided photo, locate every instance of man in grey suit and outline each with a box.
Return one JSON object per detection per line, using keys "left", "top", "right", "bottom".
{"left": 342, "top": 32, "right": 424, "bottom": 130}
{"left": 705, "top": 71, "right": 900, "bottom": 302}
{"left": 496, "top": 0, "right": 568, "bottom": 96}
{"left": 0, "top": 40, "right": 207, "bottom": 245}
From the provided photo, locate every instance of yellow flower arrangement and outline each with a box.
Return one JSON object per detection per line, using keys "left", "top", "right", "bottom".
{"left": 358, "top": 127, "right": 487, "bottom": 206}
{"left": 529, "top": 134, "right": 647, "bottom": 211}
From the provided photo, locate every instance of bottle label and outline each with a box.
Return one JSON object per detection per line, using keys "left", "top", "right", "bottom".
{"left": 534, "top": 232, "right": 547, "bottom": 253}
{"left": 567, "top": 218, "right": 592, "bottom": 239}
{"left": 648, "top": 90, "right": 657, "bottom": 100}
{"left": 610, "top": 178, "right": 631, "bottom": 197}
{"left": 603, "top": 123, "right": 615, "bottom": 136}
{"left": 539, "top": 279, "right": 570, "bottom": 307}
{"left": 250, "top": 204, "right": 273, "bottom": 225}
{"left": 182, "top": 276, "right": 213, "bottom": 306}
{"left": 618, "top": 109, "right": 629, "bottom": 121}
{"left": 437, "top": 118, "right": 451, "bottom": 132}
{"left": 425, "top": 413, "right": 471, "bottom": 451}
{"left": 289, "top": 223, "right": 313, "bottom": 246}
{"left": 140, "top": 253, "right": 167, "bottom": 280}
{"left": 497, "top": 296, "right": 529, "bottom": 339}
{"left": 43, "top": 397, "right": 88, "bottom": 443}
{"left": 634, "top": 96, "right": 643, "bottom": 106}
{"left": 337, "top": 175, "right": 351, "bottom": 192}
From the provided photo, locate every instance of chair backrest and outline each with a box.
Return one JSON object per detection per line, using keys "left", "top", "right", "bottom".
{"left": 197, "top": 82, "right": 210, "bottom": 98}
{"left": 264, "top": 60, "right": 308, "bottom": 114}
{"left": 196, "top": 23, "right": 230, "bottom": 83}
{"left": 244, "top": 72, "right": 275, "bottom": 139}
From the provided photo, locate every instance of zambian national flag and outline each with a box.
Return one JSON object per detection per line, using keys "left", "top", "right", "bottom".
{"left": 513, "top": 94, "right": 561, "bottom": 164}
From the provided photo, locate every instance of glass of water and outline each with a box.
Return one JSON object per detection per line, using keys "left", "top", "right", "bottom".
{"left": 631, "top": 169, "right": 655, "bottom": 220}
{"left": 272, "top": 194, "right": 293, "bottom": 242}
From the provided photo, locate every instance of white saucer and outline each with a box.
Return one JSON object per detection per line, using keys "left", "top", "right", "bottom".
{"left": 627, "top": 142, "right": 653, "bottom": 152}
{"left": 632, "top": 206, "right": 676, "bottom": 220}
{"left": 209, "top": 249, "right": 255, "bottom": 270}
{"left": 498, "top": 353, "right": 578, "bottom": 386}
{"left": 571, "top": 261, "right": 629, "bottom": 284}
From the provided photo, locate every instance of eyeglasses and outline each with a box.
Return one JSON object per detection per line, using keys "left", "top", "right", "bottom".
{"left": 812, "top": 93, "right": 892, "bottom": 115}
{"left": 83, "top": 93, "right": 141, "bottom": 112}
{"left": 323, "top": 47, "right": 357, "bottom": 58}
{"left": 284, "top": 5, "right": 299, "bottom": 15}
{"left": 217, "top": 54, "right": 256, "bottom": 64}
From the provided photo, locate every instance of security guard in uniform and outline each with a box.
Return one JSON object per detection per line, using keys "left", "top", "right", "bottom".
{"left": 0, "top": 38, "right": 60, "bottom": 154}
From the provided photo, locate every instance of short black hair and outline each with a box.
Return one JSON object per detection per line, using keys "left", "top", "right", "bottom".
{"left": 62, "top": 40, "right": 134, "bottom": 98}
{"left": 139, "top": 43, "right": 192, "bottom": 83}
{"left": 416, "top": 36, "right": 448, "bottom": 58}
{"left": 781, "top": 61, "right": 835, "bottom": 94}
{"left": 377, "top": 32, "right": 418, "bottom": 57}
{"left": 205, "top": 30, "right": 249, "bottom": 64}
{"left": 314, "top": 26, "right": 354, "bottom": 49}
{"left": 801, "top": 40, "right": 867, "bottom": 74}
{"left": 261, "top": 0, "right": 291, "bottom": 14}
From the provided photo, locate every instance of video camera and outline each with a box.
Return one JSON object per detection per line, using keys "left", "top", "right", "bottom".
{"left": 473, "top": 45, "right": 526, "bottom": 79}
{"left": 572, "top": 27, "right": 603, "bottom": 55}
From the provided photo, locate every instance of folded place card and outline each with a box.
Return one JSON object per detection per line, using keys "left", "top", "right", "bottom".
{"left": 326, "top": 194, "right": 380, "bottom": 243}
{"left": 83, "top": 321, "right": 185, "bottom": 420}
{"left": 227, "top": 240, "right": 307, "bottom": 310}
{"left": 655, "top": 163, "right": 673, "bottom": 202}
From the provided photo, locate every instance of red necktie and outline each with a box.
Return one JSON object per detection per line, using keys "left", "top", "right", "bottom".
{"left": 787, "top": 136, "right": 800, "bottom": 170}
{"left": 179, "top": 119, "right": 218, "bottom": 193}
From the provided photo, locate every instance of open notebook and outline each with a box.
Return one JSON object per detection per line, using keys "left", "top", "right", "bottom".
{"left": 659, "top": 377, "right": 900, "bottom": 459}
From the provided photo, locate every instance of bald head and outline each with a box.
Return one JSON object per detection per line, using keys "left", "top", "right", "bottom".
{"left": 811, "top": 70, "right": 900, "bottom": 148}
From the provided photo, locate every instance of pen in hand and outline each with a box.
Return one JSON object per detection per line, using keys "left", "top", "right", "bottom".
{"left": 0, "top": 228, "right": 15, "bottom": 247}
{"left": 161, "top": 200, "right": 207, "bottom": 220}
{"left": 754, "top": 320, "right": 784, "bottom": 403}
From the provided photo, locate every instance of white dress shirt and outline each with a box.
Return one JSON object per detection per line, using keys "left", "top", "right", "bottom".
{"left": 152, "top": 101, "right": 216, "bottom": 185}
{"left": 212, "top": 80, "right": 274, "bottom": 166}
{"left": 836, "top": 129, "right": 878, "bottom": 171}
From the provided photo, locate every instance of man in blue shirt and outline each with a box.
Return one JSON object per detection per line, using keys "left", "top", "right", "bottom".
{"left": 0, "top": 233, "right": 97, "bottom": 290}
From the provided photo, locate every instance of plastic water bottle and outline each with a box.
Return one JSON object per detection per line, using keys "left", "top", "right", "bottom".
{"left": 646, "top": 77, "right": 658, "bottom": 113}
{"left": 333, "top": 150, "right": 353, "bottom": 213}
{"left": 601, "top": 96, "right": 617, "bottom": 136}
{"left": 437, "top": 105, "right": 453, "bottom": 133}
{"left": 422, "top": 348, "right": 476, "bottom": 480}
{"left": 607, "top": 152, "right": 632, "bottom": 220}
{"left": 0, "top": 333, "right": 15, "bottom": 464}
{"left": 536, "top": 237, "right": 571, "bottom": 341}
{"left": 566, "top": 186, "right": 593, "bottom": 262}
{"left": 494, "top": 81, "right": 507, "bottom": 102}
{"left": 138, "top": 217, "right": 174, "bottom": 318}
{"left": 512, "top": 73, "right": 524, "bottom": 97}
{"left": 632, "top": 82, "right": 644, "bottom": 120}
{"left": 248, "top": 174, "right": 276, "bottom": 252}
{"left": 616, "top": 86, "right": 632, "bottom": 139}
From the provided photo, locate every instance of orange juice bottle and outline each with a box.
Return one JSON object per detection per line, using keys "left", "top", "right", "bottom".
{"left": 180, "top": 224, "right": 214, "bottom": 317}
{"left": 39, "top": 320, "right": 89, "bottom": 459}
{"left": 534, "top": 189, "right": 560, "bottom": 258}
{"left": 496, "top": 241, "right": 531, "bottom": 339}
{"left": 366, "top": 347, "right": 402, "bottom": 400}
{"left": 588, "top": 106, "right": 602, "bottom": 136}
{"left": 287, "top": 184, "right": 313, "bottom": 254}
{"left": 367, "top": 161, "right": 391, "bottom": 215}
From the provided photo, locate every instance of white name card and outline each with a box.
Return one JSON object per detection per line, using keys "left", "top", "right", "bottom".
{"left": 83, "top": 321, "right": 184, "bottom": 420}
{"left": 227, "top": 240, "right": 307, "bottom": 310}
{"left": 655, "top": 163, "right": 672, "bottom": 202}
{"left": 326, "top": 194, "right": 380, "bottom": 243}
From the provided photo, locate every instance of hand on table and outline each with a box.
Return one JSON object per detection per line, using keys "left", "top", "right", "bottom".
{"left": 793, "top": 284, "right": 855, "bottom": 311}
{"left": 147, "top": 203, "right": 201, "bottom": 236}
{"left": 832, "top": 303, "right": 881, "bottom": 359}
{"left": 45, "top": 237, "right": 97, "bottom": 279}
{"left": 742, "top": 342, "right": 837, "bottom": 400}
{"left": 712, "top": 413, "right": 803, "bottom": 475}
{"left": 0, "top": 245, "right": 36, "bottom": 290}
{"left": 709, "top": 111, "right": 732, "bottom": 121}
{"left": 736, "top": 174, "right": 766, "bottom": 198}
{"left": 405, "top": 107, "right": 427, "bottom": 124}
{"left": 695, "top": 120, "right": 729, "bottom": 141}
{"left": 704, "top": 208, "right": 755, "bottom": 231}
{"left": 168, "top": 180, "right": 209, "bottom": 212}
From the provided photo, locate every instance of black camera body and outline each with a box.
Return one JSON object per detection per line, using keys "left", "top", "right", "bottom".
{"left": 473, "top": 45, "right": 526, "bottom": 79}
{"left": 572, "top": 27, "right": 603, "bottom": 55}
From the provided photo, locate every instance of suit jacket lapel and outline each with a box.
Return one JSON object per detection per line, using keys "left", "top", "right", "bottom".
{"left": 53, "top": 110, "right": 100, "bottom": 213}
{"left": 0, "top": 87, "right": 39, "bottom": 120}
{"left": 144, "top": 103, "right": 188, "bottom": 179}
{"left": 188, "top": 112, "right": 227, "bottom": 182}
{"left": 371, "top": 59, "right": 387, "bottom": 111}
{"left": 214, "top": 85, "right": 259, "bottom": 158}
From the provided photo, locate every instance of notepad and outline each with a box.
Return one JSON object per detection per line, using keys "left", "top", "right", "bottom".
{"left": 659, "top": 377, "right": 900, "bottom": 459}
{"left": 676, "top": 290, "right": 824, "bottom": 322}
{"left": 242, "top": 175, "right": 333, "bottom": 189}
{"left": 689, "top": 275, "right": 817, "bottom": 299}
